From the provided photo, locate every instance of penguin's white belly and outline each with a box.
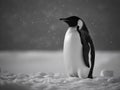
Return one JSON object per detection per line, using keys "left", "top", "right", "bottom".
{"left": 64, "top": 28, "right": 89, "bottom": 78}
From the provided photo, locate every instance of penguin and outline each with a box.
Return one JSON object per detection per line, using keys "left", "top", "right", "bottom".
{"left": 60, "top": 16, "right": 95, "bottom": 79}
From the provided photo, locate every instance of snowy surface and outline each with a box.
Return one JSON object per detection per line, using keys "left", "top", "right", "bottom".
{"left": 0, "top": 51, "right": 120, "bottom": 76}
{"left": 0, "top": 51, "right": 120, "bottom": 90}
{"left": 0, "top": 71, "right": 120, "bottom": 90}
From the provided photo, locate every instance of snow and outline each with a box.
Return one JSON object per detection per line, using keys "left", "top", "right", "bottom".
{"left": 0, "top": 51, "right": 120, "bottom": 90}
{"left": 0, "top": 51, "right": 120, "bottom": 76}
{"left": 100, "top": 70, "right": 114, "bottom": 77}
{"left": 0, "top": 71, "right": 120, "bottom": 90}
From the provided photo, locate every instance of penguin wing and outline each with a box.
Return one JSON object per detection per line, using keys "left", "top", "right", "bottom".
{"left": 82, "top": 32, "right": 90, "bottom": 68}
{"left": 86, "top": 34, "right": 95, "bottom": 77}
{"left": 77, "top": 29, "right": 90, "bottom": 68}
{"left": 87, "top": 34, "right": 95, "bottom": 68}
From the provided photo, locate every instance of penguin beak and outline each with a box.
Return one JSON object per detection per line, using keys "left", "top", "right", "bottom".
{"left": 59, "top": 18, "right": 65, "bottom": 20}
{"left": 59, "top": 18, "right": 68, "bottom": 22}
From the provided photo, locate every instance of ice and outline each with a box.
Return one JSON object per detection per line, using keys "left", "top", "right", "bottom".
{"left": 100, "top": 70, "right": 114, "bottom": 77}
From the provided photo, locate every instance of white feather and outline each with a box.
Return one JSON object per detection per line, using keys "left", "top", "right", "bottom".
{"left": 63, "top": 27, "right": 90, "bottom": 78}
{"left": 78, "top": 20, "right": 83, "bottom": 30}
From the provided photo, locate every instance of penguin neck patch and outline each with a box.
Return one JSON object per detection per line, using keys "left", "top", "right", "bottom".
{"left": 78, "top": 20, "right": 83, "bottom": 30}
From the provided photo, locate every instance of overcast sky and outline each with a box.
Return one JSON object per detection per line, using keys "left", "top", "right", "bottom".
{"left": 0, "top": 0, "right": 120, "bottom": 51}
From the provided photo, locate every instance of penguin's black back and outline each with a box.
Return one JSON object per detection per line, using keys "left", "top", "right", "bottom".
{"left": 77, "top": 27, "right": 90, "bottom": 68}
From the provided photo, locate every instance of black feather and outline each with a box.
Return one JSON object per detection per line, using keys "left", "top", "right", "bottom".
{"left": 77, "top": 26, "right": 95, "bottom": 79}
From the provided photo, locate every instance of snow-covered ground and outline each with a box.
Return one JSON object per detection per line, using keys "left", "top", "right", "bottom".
{"left": 0, "top": 51, "right": 120, "bottom": 76}
{"left": 0, "top": 51, "right": 120, "bottom": 90}
{"left": 0, "top": 71, "right": 120, "bottom": 90}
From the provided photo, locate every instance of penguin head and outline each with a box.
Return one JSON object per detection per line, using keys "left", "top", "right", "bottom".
{"left": 60, "top": 16, "right": 83, "bottom": 29}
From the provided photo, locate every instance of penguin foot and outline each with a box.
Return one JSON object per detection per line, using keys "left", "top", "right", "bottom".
{"left": 88, "top": 75, "right": 93, "bottom": 79}
{"left": 88, "top": 70, "right": 93, "bottom": 79}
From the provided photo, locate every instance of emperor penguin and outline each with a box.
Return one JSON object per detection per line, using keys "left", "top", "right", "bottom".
{"left": 60, "top": 16, "right": 95, "bottom": 79}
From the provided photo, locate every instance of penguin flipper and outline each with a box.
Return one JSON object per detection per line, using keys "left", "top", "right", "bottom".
{"left": 77, "top": 28, "right": 90, "bottom": 68}
{"left": 82, "top": 43, "right": 90, "bottom": 68}
{"left": 87, "top": 35, "right": 95, "bottom": 78}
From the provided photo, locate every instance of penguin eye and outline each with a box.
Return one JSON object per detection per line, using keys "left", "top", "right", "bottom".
{"left": 78, "top": 20, "right": 83, "bottom": 29}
